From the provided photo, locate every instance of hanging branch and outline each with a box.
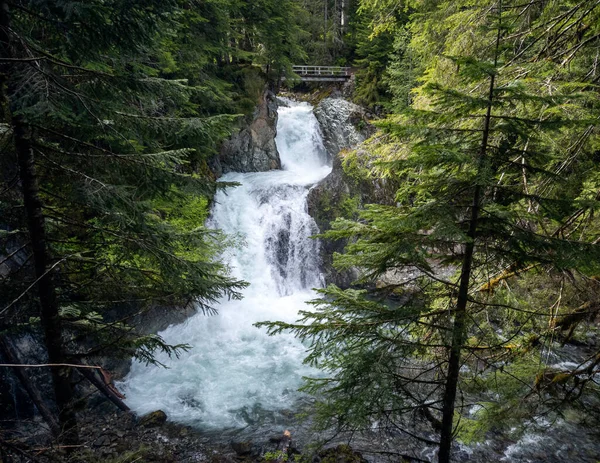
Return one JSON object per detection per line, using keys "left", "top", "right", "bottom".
{"left": 0, "top": 362, "right": 102, "bottom": 369}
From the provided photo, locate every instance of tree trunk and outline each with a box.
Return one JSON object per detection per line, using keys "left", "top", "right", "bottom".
{"left": 324, "top": 0, "right": 328, "bottom": 44}
{"left": 14, "top": 119, "right": 80, "bottom": 445}
{"left": 0, "top": 0, "right": 79, "bottom": 445}
{"left": 77, "top": 367, "right": 130, "bottom": 412}
{"left": 437, "top": 17, "right": 500, "bottom": 461}
{"left": 437, "top": 186, "right": 480, "bottom": 463}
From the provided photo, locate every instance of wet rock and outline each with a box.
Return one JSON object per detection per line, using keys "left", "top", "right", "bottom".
{"left": 217, "top": 90, "right": 281, "bottom": 175}
{"left": 308, "top": 97, "right": 392, "bottom": 288}
{"left": 210, "top": 455, "right": 238, "bottom": 463}
{"left": 342, "top": 75, "right": 356, "bottom": 100}
{"left": 93, "top": 434, "right": 112, "bottom": 447}
{"left": 120, "top": 411, "right": 137, "bottom": 430}
{"left": 138, "top": 410, "right": 168, "bottom": 428}
{"left": 269, "top": 435, "right": 284, "bottom": 444}
{"left": 307, "top": 154, "right": 359, "bottom": 288}
{"left": 276, "top": 97, "right": 291, "bottom": 107}
{"left": 231, "top": 440, "right": 253, "bottom": 456}
{"left": 313, "top": 97, "right": 373, "bottom": 161}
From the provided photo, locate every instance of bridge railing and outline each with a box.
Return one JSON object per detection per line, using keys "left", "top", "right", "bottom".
{"left": 292, "top": 65, "right": 351, "bottom": 76}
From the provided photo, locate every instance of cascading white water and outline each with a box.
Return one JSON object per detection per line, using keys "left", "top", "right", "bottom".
{"left": 121, "top": 99, "right": 332, "bottom": 429}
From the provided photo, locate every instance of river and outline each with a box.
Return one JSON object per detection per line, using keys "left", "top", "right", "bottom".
{"left": 120, "top": 98, "right": 600, "bottom": 462}
{"left": 121, "top": 99, "right": 331, "bottom": 434}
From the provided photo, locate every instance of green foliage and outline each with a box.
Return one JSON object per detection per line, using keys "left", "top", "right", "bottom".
{"left": 264, "top": 450, "right": 289, "bottom": 462}
{"left": 312, "top": 189, "right": 361, "bottom": 228}
{"left": 350, "top": 9, "right": 400, "bottom": 109}
{"left": 0, "top": 0, "right": 254, "bottom": 365}
{"left": 296, "top": 0, "right": 357, "bottom": 65}
{"left": 262, "top": 0, "right": 600, "bottom": 456}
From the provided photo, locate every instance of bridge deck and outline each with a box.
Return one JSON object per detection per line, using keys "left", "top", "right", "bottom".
{"left": 283, "top": 65, "right": 352, "bottom": 82}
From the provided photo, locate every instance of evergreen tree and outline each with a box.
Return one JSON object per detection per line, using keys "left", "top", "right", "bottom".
{"left": 0, "top": 0, "right": 248, "bottom": 442}
{"left": 261, "top": 0, "right": 600, "bottom": 460}
{"left": 239, "top": 0, "right": 309, "bottom": 80}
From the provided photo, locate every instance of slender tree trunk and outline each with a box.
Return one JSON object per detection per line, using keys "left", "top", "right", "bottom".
{"left": 437, "top": 130, "right": 489, "bottom": 463}
{"left": 0, "top": 0, "right": 78, "bottom": 445}
{"left": 324, "top": 0, "right": 328, "bottom": 42}
{"left": 437, "top": 186, "right": 481, "bottom": 463}
{"left": 14, "top": 119, "right": 79, "bottom": 445}
{"left": 438, "top": 9, "right": 501, "bottom": 459}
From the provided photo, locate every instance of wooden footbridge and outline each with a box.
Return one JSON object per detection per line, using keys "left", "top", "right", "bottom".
{"left": 286, "top": 65, "right": 352, "bottom": 82}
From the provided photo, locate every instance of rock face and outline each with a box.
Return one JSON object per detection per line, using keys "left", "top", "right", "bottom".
{"left": 217, "top": 90, "right": 281, "bottom": 175}
{"left": 308, "top": 97, "right": 395, "bottom": 288}
{"left": 313, "top": 97, "right": 371, "bottom": 162}
{"left": 308, "top": 154, "right": 360, "bottom": 288}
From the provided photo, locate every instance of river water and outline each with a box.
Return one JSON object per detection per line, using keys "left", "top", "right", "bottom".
{"left": 121, "top": 99, "right": 331, "bottom": 432}
{"left": 120, "top": 99, "right": 600, "bottom": 462}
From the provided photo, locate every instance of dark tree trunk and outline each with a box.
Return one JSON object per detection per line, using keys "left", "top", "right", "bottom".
{"left": 438, "top": 20, "right": 500, "bottom": 461}
{"left": 0, "top": 0, "right": 79, "bottom": 445}
{"left": 437, "top": 185, "right": 480, "bottom": 463}
{"left": 77, "top": 367, "right": 130, "bottom": 412}
{"left": 14, "top": 119, "right": 79, "bottom": 445}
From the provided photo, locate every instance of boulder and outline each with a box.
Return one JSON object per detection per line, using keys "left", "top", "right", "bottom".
{"left": 138, "top": 410, "right": 168, "bottom": 428}
{"left": 231, "top": 440, "right": 253, "bottom": 456}
{"left": 217, "top": 91, "right": 281, "bottom": 175}
{"left": 313, "top": 97, "right": 373, "bottom": 160}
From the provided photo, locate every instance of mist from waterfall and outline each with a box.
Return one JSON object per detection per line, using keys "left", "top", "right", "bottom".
{"left": 121, "top": 100, "right": 331, "bottom": 429}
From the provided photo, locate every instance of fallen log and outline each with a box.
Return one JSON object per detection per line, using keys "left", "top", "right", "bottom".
{"left": 77, "top": 367, "right": 130, "bottom": 412}
{"left": 0, "top": 356, "right": 130, "bottom": 412}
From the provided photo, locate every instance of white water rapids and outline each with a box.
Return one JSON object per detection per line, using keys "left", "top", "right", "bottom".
{"left": 121, "top": 100, "right": 332, "bottom": 430}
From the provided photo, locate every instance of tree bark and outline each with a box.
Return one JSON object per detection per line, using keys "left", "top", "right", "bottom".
{"left": 77, "top": 367, "right": 130, "bottom": 412}
{"left": 437, "top": 185, "right": 480, "bottom": 463}
{"left": 0, "top": 0, "right": 79, "bottom": 445}
{"left": 437, "top": 14, "right": 500, "bottom": 461}
{"left": 14, "top": 118, "right": 80, "bottom": 445}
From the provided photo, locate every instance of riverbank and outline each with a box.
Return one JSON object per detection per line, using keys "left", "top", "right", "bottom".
{"left": 1, "top": 405, "right": 372, "bottom": 463}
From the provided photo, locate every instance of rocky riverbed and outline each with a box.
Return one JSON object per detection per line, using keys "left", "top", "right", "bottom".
{"left": 1, "top": 403, "right": 370, "bottom": 463}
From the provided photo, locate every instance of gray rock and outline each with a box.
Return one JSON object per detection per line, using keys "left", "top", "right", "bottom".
{"left": 342, "top": 74, "right": 356, "bottom": 99}
{"left": 231, "top": 440, "right": 252, "bottom": 456}
{"left": 313, "top": 97, "right": 373, "bottom": 160}
{"left": 276, "top": 97, "right": 290, "bottom": 107}
{"left": 138, "top": 410, "right": 168, "bottom": 428}
{"left": 308, "top": 98, "right": 388, "bottom": 288}
{"left": 93, "top": 434, "right": 111, "bottom": 447}
{"left": 307, "top": 155, "right": 360, "bottom": 289}
{"left": 218, "top": 91, "right": 281, "bottom": 175}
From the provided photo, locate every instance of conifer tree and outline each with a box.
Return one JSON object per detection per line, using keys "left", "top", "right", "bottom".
{"left": 0, "top": 0, "right": 248, "bottom": 441}
{"left": 261, "top": 0, "right": 600, "bottom": 460}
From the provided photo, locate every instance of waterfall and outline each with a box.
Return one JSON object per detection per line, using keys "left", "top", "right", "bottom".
{"left": 121, "top": 99, "right": 332, "bottom": 430}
